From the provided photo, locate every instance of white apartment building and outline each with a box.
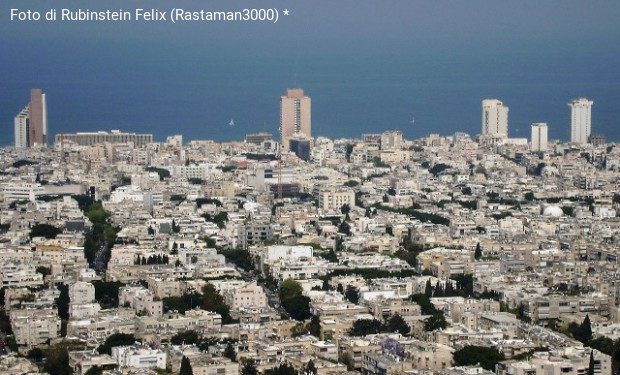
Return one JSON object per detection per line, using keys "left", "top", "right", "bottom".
{"left": 318, "top": 188, "right": 355, "bottom": 211}
{"left": 482, "top": 99, "right": 509, "bottom": 137}
{"left": 531, "top": 122, "right": 548, "bottom": 152}
{"left": 14, "top": 107, "right": 29, "bottom": 148}
{"left": 70, "top": 281, "right": 96, "bottom": 304}
{"left": 569, "top": 98, "right": 593, "bottom": 144}
{"left": 10, "top": 308, "right": 61, "bottom": 347}
{"left": 223, "top": 281, "right": 268, "bottom": 311}
{"left": 0, "top": 263, "right": 44, "bottom": 288}
{"left": 2, "top": 182, "right": 45, "bottom": 203}
{"left": 111, "top": 346, "right": 167, "bottom": 370}
{"left": 119, "top": 286, "right": 163, "bottom": 317}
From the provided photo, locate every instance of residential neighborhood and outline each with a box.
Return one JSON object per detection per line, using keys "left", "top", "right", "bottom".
{"left": 0, "top": 130, "right": 619, "bottom": 375}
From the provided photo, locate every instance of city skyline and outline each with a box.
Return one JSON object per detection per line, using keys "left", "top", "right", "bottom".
{"left": 1, "top": 1, "right": 619, "bottom": 147}
{"left": 8, "top": 89, "right": 612, "bottom": 148}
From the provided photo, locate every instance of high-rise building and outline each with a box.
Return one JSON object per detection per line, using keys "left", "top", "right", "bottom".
{"left": 13, "top": 89, "right": 47, "bottom": 148}
{"left": 280, "top": 88, "right": 311, "bottom": 150}
{"left": 569, "top": 98, "right": 593, "bottom": 144}
{"left": 28, "top": 89, "right": 47, "bottom": 147}
{"left": 481, "top": 99, "right": 509, "bottom": 137}
{"left": 531, "top": 123, "right": 548, "bottom": 152}
{"left": 14, "top": 107, "right": 29, "bottom": 148}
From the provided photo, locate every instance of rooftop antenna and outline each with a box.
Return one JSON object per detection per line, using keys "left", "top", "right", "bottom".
{"left": 293, "top": 73, "right": 298, "bottom": 88}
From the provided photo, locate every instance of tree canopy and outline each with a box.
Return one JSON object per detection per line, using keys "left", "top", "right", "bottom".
{"left": 97, "top": 333, "right": 136, "bottom": 355}
{"left": 180, "top": 356, "right": 194, "bottom": 375}
{"left": 29, "top": 223, "right": 62, "bottom": 239}
{"left": 453, "top": 346, "right": 505, "bottom": 371}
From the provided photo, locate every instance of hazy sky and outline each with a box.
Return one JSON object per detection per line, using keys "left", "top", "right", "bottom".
{"left": 2, "top": 0, "right": 619, "bottom": 45}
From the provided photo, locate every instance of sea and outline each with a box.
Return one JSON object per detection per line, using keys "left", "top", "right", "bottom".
{"left": 1, "top": 36, "right": 619, "bottom": 147}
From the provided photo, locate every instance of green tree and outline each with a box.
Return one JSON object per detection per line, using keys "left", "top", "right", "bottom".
{"left": 56, "top": 284, "right": 70, "bottom": 321}
{"left": 424, "top": 312, "right": 448, "bottom": 331}
{"left": 12, "top": 159, "right": 36, "bottom": 168}
{"left": 36, "top": 266, "right": 52, "bottom": 277}
{"left": 29, "top": 223, "right": 62, "bottom": 239}
{"left": 219, "top": 248, "right": 255, "bottom": 271}
{"left": 282, "top": 295, "right": 312, "bottom": 321}
{"left": 340, "top": 204, "right": 351, "bottom": 215}
{"left": 26, "top": 347, "right": 44, "bottom": 362}
{"left": 309, "top": 314, "right": 321, "bottom": 337}
{"left": 43, "top": 341, "right": 87, "bottom": 375}
{"left": 201, "top": 284, "right": 225, "bottom": 311}
{"left": 410, "top": 294, "right": 437, "bottom": 315}
{"left": 338, "top": 221, "right": 351, "bottom": 236}
{"left": 574, "top": 314, "right": 593, "bottom": 344}
{"left": 97, "top": 333, "right": 136, "bottom": 354}
{"left": 350, "top": 319, "right": 383, "bottom": 336}
{"left": 241, "top": 358, "right": 258, "bottom": 375}
{"left": 179, "top": 356, "right": 194, "bottom": 375}
{"left": 84, "top": 366, "right": 104, "bottom": 375}
{"left": 265, "top": 363, "right": 298, "bottom": 375}
{"left": 386, "top": 314, "right": 410, "bottom": 336}
{"left": 474, "top": 243, "right": 482, "bottom": 260}
{"left": 588, "top": 351, "right": 595, "bottom": 375}
{"left": 424, "top": 279, "right": 433, "bottom": 297}
{"left": 305, "top": 360, "right": 318, "bottom": 375}
{"left": 453, "top": 346, "right": 505, "bottom": 371}
{"left": 279, "top": 279, "right": 303, "bottom": 301}
{"left": 44, "top": 345, "right": 72, "bottom": 375}
{"left": 93, "top": 281, "right": 123, "bottom": 309}
{"left": 430, "top": 163, "right": 451, "bottom": 176}
{"left": 171, "top": 330, "right": 200, "bottom": 345}
{"left": 345, "top": 285, "right": 359, "bottom": 304}
{"left": 223, "top": 342, "right": 236, "bottom": 362}
{"left": 341, "top": 352, "right": 355, "bottom": 370}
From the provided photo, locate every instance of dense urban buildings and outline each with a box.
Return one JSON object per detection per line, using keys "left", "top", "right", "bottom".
{"left": 1, "top": 90, "right": 619, "bottom": 375}
{"left": 569, "top": 98, "right": 593, "bottom": 144}
{"left": 481, "top": 99, "right": 509, "bottom": 137}
{"left": 280, "top": 88, "right": 311, "bottom": 150}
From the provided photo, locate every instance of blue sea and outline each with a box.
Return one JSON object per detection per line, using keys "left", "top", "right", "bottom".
{"left": 1, "top": 33, "right": 619, "bottom": 146}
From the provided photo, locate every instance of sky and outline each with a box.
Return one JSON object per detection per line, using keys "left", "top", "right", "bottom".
{"left": 1, "top": 0, "right": 619, "bottom": 144}
{"left": 3, "top": 1, "right": 619, "bottom": 43}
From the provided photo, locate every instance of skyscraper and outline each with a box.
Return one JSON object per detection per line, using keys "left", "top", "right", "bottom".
{"left": 28, "top": 89, "right": 47, "bottom": 147}
{"left": 14, "top": 107, "right": 29, "bottom": 148}
{"left": 531, "top": 123, "right": 548, "bottom": 152}
{"left": 481, "top": 99, "right": 509, "bottom": 137}
{"left": 14, "top": 89, "right": 47, "bottom": 148}
{"left": 569, "top": 98, "right": 593, "bottom": 144}
{"left": 280, "top": 88, "right": 311, "bottom": 150}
